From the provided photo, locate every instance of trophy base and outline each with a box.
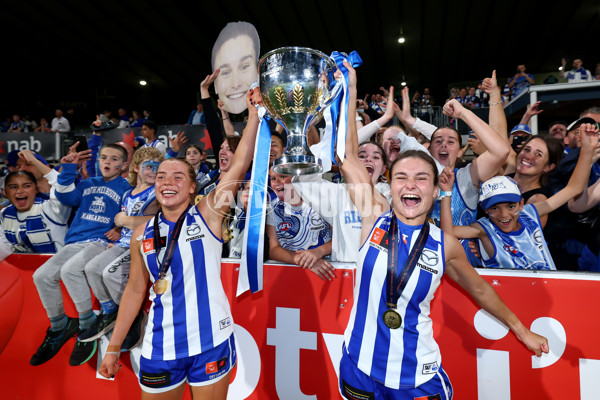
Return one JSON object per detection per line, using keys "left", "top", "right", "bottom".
{"left": 273, "top": 155, "right": 322, "bottom": 176}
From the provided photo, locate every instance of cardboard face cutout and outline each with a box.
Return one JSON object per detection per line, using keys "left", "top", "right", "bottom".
{"left": 212, "top": 21, "right": 260, "bottom": 115}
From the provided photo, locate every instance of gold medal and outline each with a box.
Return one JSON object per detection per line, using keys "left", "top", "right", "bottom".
{"left": 383, "top": 309, "right": 402, "bottom": 329}
{"left": 154, "top": 278, "right": 168, "bottom": 295}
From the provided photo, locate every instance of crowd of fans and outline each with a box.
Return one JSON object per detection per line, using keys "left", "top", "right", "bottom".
{"left": 1, "top": 54, "right": 600, "bottom": 372}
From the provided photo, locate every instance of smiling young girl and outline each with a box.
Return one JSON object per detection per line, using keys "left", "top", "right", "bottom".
{"left": 0, "top": 169, "right": 71, "bottom": 259}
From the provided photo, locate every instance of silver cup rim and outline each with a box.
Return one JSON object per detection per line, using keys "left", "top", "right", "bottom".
{"left": 258, "top": 46, "right": 333, "bottom": 68}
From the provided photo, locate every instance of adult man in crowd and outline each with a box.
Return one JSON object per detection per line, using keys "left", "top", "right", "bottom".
{"left": 508, "top": 64, "right": 535, "bottom": 97}
{"left": 561, "top": 58, "right": 593, "bottom": 82}
{"left": 51, "top": 109, "right": 70, "bottom": 133}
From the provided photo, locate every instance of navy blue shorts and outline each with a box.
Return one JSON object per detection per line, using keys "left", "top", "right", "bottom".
{"left": 138, "top": 334, "right": 236, "bottom": 394}
{"left": 339, "top": 348, "right": 453, "bottom": 400}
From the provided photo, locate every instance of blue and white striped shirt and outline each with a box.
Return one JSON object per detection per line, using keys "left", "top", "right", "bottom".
{"left": 344, "top": 212, "right": 445, "bottom": 389}
{"left": 140, "top": 205, "right": 233, "bottom": 360}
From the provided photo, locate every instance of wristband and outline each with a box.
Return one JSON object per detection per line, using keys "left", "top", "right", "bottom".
{"left": 439, "top": 190, "right": 452, "bottom": 199}
{"left": 489, "top": 100, "right": 503, "bottom": 107}
{"left": 107, "top": 344, "right": 121, "bottom": 353}
{"left": 106, "top": 351, "right": 120, "bottom": 356}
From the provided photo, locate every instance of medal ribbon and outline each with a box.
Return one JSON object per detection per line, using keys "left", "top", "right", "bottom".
{"left": 153, "top": 204, "right": 191, "bottom": 282}
{"left": 386, "top": 213, "right": 430, "bottom": 310}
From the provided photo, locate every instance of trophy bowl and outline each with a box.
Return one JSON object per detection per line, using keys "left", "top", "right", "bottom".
{"left": 258, "top": 46, "right": 341, "bottom": 175}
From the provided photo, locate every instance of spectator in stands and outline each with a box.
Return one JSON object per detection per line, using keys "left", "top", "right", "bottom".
{"left": 546, "top": 110, "right": 600, "bottom": 270}
{"left": 420, "top": 87, "right": 435, "bottom": 106}
{"left": 23, "top": 115, "right": 37, "bottom": 131}
{"left": 99, "top": 110, "right": 112, "bottom": 123}
{"left": 15, "top": 151, "right": 53, "bottom": 195}
{"left": 34, "top": 117, "right": 51, "bottom": 133}
{"left": 266, "top": 168, "right": 335, "bottom": 281}
{"left": 211, "top": 21, "right": 260, "bottom": 115}
{"left": 508, "top": 64, "right": 535, "bottom": 97}
{"left": 77, "top": 147, "right": 163, "bottom": 352}
{"left": 0, "top": 117, "right": 11, "bottom": 132}
{"left": 504, "top": 135, "right": 563, "bottom": 228}
{"left": 8, "top": 114, "right": 26, "bottom": 132}
{"left": 140, "top": 120, "right": 166, "bottom": 154}
{"left": 466, "top": 87, "right": 483, "bottom": 108}
{"left": 29, "top": 144, "right": 131, "bottom": 367}
{"left": 0, "top": 160, "right": 71, "bottom": 261}
{"left": 448, "top": 87, "right": 459, "bottom": 101}
{"left": 475, "top": 81, "right": 489, "bottom": 107}
{"left": 399, "top": 71, "right": 511, "bottom": 267}
{"left": 509, "top": 124, "right": 532, "bottom": 153}
{"left": 130, "top": 110, "right": 144, "bottom": 127}
{"left": 293, "top": 138, "right": 391, "bottom": 262}
{"left": 441, "top": 123, "right": 597, "bottom": 270}
{"left": 357, "top": 97, "right": 383, "bottom": 123}
{"left": 186, "top": 103, "right": 206, "bottom": 126}
{"left": 560, "top": 58, "right": 593, "bottom": 82}
{"left": 561, "top": 109, "right": 600, "bottom": 154}
{"left": 142, "top": 109, "right": 151, "bottom": 121}
{"left": 594, "top": 63, "right": 600, "bottom": 80}
{"left": 117, "top": 108, "right": 130, "bottom": 128}
{"left": 411, "top": 90, "right": 422, "bottom": 108}
{"left": 548, "top": 121, "right": 568, "bottom": 142}
{"left": 51, "top": 109, "right": 70, "bottom": 133}
{"left": 369, "top": 94, "right": 384, "bottom": 115}
{"left": 197, "top": 136, "right": 248, "bottom": 196}
{"left": 455, "top": 87, "right": 468, "bottom": 105}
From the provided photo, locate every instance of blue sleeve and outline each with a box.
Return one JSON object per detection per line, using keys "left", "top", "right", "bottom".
{"left": 55, "top": 163, "right": 83, "bottom": 206}
{"left": 166, "top": 149, "right": 179, "bottom": 159}
{"left": 86, "top": 134, "right": 103, "bottom": 178}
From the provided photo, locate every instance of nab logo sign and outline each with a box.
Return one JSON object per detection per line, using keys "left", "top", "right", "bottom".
{"left": 5, "top": 136, "right": 42, "bottom": 153}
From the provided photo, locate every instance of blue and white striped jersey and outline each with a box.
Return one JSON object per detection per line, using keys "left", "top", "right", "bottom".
{"left": 477, "top": 204, "right": 556, "bottom": 270}
{"left": 139, "top": 205, "right": 233, "bottom": 360}
{"left": 114, "top": 185, "right": 156, "bottom": 248}
{"left": 344, "top": 211, "right": 445, "bottom": 389}
{"left": 266, "top": 199, "right": 332, "bottom": 251}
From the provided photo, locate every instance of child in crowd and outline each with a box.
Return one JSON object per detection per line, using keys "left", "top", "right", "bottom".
{"left": 266, "top": 168, "right": 335, "bottom": 281}
{"left": 141, "top": 120, "right": 167, "bottom": 154}
{"left": 30, "top": 144, "right": 132, "bottom": 367}
{"left": 439, "top": 123, "right": 598, "bottom": 270}
{"left": 0, "top": 167, "right": 70, "bottom": 260}
{"left": 77, "top": 147, "right": 163, "bottom": 351}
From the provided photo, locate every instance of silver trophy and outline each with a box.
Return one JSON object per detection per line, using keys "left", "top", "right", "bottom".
{"left": 258, "top": 47, "right": 342, "bottom": 175}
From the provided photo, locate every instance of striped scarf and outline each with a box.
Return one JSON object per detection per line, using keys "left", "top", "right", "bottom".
{"left": 2, "top": 199, "right": 58, "bottom": 253}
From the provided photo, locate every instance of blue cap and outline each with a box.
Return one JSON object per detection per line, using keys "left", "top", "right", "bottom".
{"left": 479, "top": 176, "right": 522, "bottom": 209}
{"left": 6, "top": 150, "right": 48, "bottom": 167}
{"left": 510, "top": 124, "right": 532, "bottom": 135}
{"left": 6, "top": 150, "right": 19, "bottom": 167}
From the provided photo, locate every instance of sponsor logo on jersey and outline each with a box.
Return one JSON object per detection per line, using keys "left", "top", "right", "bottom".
{"left": 414, "top": 394, "right": 442, "bottom": 400}
{"left": 205, "top": 356, "right": 227, "bottom": 375}
{"left": 422, "top": 361, "right": 439, "bottom": 374}
{"left": 370, "top": 227, "right": 386, "bottom": 245}
{"left": 278, "top": 222, "right": 291, "bottom": 231}
{"left": 420, "top": 249, "right": 439, "bottom": 267}
{"left": 143, "top": 239, "right": 154, "bottom": 252}
{"left": 186, "top": 223, "right": 201, "bottom": 236}
{"left": 186, "top": 234, "right": 205, "bottom": 242}
{"left": 219, "top": 317, "right": 231, "bottom": 330}
{"left": 140, "top": 370, "right": 171, "bottom": 387}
